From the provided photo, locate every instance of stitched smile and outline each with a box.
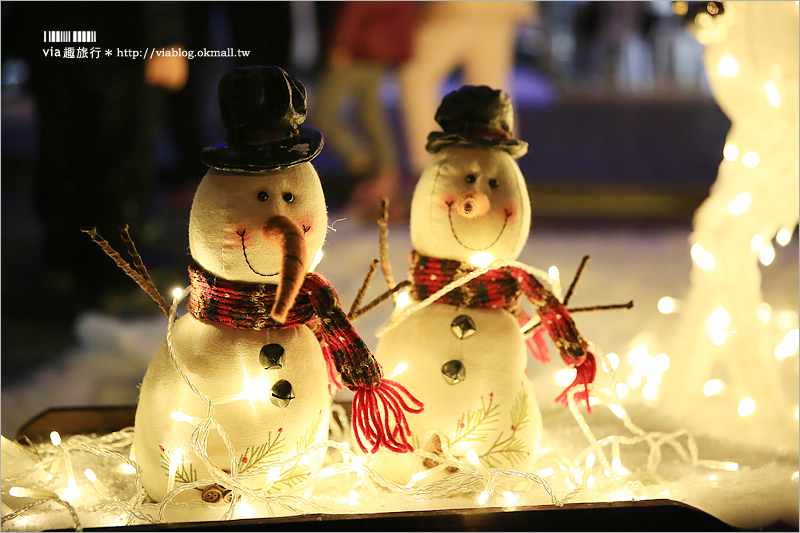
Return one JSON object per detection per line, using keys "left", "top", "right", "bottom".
{"left": 446, "top": 203, "right": 509, "bottom": 251}
{"left": 237, "top": 230, "right": 279, "bottom": 277}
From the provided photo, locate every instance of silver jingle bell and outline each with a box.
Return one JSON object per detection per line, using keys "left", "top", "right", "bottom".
{"left": 441, "top": 359, "right": 466, "bottom": 385}
{"left": 260, "top": 343, "right": 285, "bottom": 369}
{"left": 450, "top": 314, "right": 477, "bottom": 340}
{"left": 270, "top": 379, "right": 295, "bottom": 408}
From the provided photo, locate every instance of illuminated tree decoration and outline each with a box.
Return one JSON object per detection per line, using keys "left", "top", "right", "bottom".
{"left": 660, "top": 1, "right": 799, "bottom": 449}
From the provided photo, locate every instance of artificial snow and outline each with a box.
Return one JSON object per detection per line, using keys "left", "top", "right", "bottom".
{"left": 2, "top": 216, "right": 798, "bottom": 530}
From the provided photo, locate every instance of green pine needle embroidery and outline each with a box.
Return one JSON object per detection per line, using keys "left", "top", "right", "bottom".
{"left": 269, "top": 462, "right": 310, "bottom": 492}
{"left": 296, "top": 411, "right": 323, "bottom": 453}
{"left": 452, "top": 393, "right": 500, "bottom": 445}
{"left": 480, "top": 386, "right": 531, "bottom": 468}
{"left": 159, "top": 449, "right": 198, "bottom": 484}
{"left": 237, "top": 430, "right": 286, "bottom": 474}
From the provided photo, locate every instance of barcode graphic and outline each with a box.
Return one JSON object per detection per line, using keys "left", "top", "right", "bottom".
{"left": 43, "top": 31, "right": 96, "bottom": 43}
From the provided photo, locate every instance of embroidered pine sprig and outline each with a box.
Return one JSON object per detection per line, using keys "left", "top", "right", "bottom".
{"left": 296, "top": 412, "right": 323, "bottom": 453}
{"left": 479, "top": 387, "right": 531, "bottom": 468}
{"left": 269, "top": 463, "right": 310, "bottom": 493}
{"left": 237, "top": 430, "right": 285, "bottom": 474}
{"left": 451, "top": 393, "right": 500, "bottom": 445}
{"left": 159, "top": 449, "right": 198, "bottom": 484}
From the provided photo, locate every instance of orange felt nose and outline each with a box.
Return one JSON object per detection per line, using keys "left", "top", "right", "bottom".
{"left": 456, "top": 192, "right": 490, "bottom": 219}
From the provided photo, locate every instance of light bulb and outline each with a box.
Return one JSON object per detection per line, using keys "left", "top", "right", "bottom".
{"left": 653, "top": 353, "right": 671, "bottom": 373}
{"left": 50, "top": 431, "right": 62, "bottom": 446}
{"left": 738, "top": 398, "right": 755, "bottom": 417}
{"left": 172, "top": 287, "right": 183, "bottom": 299}
{"left": 477, "top": 491, "right": 490, "bottom": 505}
{"left": 776, "top": 229, "right": 793, "bottom": 246}
{"left": 764, "top": 81, "right": 781, "bottom": 106}
{"left": 691, "top": 243, "right": 715, "bottom": 270}
{"left": 727, "top": 192, "right": 751, "bottom": 215}
{"left": 466, "top": 448, "right": 480, "bottom": 466}
{"left": 395, "top": 290, "right": 411, "bottom": 309}
{"left": 742, "top": 151, "right": 760, "bottom": 168}
{"left": 605, "top": 352, "right": 620, "bottom": 371}
{"left": 703, "top": 379, "right": 724, "bottom": 396}
{"left": 548, "top": 266, "right": 560, "bottom": 281}
{"left": 756, "top": 303, "right": 772, "bottom": 324}
{"left": 718, "top": 55, "right": 738, "bottom": 77}
{"left": 751, "top": 234, "right": 765, "bottom": 252}
{"left": 759, "top": 245, "right": 775, "bottom": 266}
{"left": 469, "top": 252, "right": 495, "bottom": 268}
{"left": 615, "top": 383, "right": 629, "bottom": 399}
{"left": 555, "top": 368, "right": 577, "bottom": 387}
{"left": 723, "top": 144, "right": 738, "bottom": 161}
{"left": 657, "top": 297, "right": 676, "bottom": 314}
{"left": 537, "top": 467, "right": 554, "bottom": 477}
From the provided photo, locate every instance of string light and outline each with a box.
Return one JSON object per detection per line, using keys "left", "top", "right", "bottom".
{"left": 657, "top": 297, "right": 676, "bottom": 314}
{"left": 395, "top": 290, "right": 411, "bottom": 309}
{"left": 723, "top": 143, "right": 739, "bottom": 161}
{"left": 777, "top": 311, "right": 797, "bottom": 330}
{"left": 750, "top": 234, "right": 765, "bottom": 252}
{"left": 738, "top": 398, "right": 756, "bottom": 417}
{"left": 718, "top": 55, "right": 738, "bottom": 77}
{"left": 166, "top": 448, "right": 183, "bottom": 494}
{"left": 468, "top": 252, "right": 495, "bottom": 268}
{"left": 756, "top": 303, "right": 772, "bottom": 324}
{"left": 615, "top": 383, "right": 629, "bottom": 400}
{"left": 503, "top": 491, "right": 519, "bottom": 506}
{"left": 741, "top": 151, "right": 760, "bottom": 168}
{"left": 727, "top": 192, "right": 752, "bottom": 215}
{"left": 172, "top": 287, "right": 183, "bottom": 299}
{"left": 690, "top": 243, "right": 715, "bottom": 270}
{"left": 774, "top": 329, "right": 799, "bottom": 360}
{"left": 776, "top": 228, "right": 793, "bottom": 246}
{"left": 763, "top": 81, "right": 781, "bottom": 106}
{"left": 706, "top": 307, "right": 731, "bottom": 346}
{"left": 555, "top": 368, "right": 577, "bottom": 387}
{"left": 759, "top": 244, "right": 775, "bottom": 266}
{"left": 547, "top": 266, "right": 560, "bottom": 281}
{"left": 703, "top": 379, "right": 724, "bottom": 396}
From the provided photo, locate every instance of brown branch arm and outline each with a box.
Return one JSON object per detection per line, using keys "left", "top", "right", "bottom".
{"left": 563, "top": 255, "right": 590, "bottom": 306}
{"left": 349, "top": 258, "right": 380, "bottom": 317}
{"left": 118, "top": 224, "right": 170, "bottom": 313}
{"left": 81, "top": 227, "right": 170, "bottom": 316}
{"left": 378, "top": 197, "right": 396, "bottom": 290}
{"left": 348, "top": 280, "right": 412, "bottom": 321}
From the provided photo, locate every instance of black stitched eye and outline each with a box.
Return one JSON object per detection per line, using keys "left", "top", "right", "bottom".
{"left": 488, "top": 179, "right": 500, "bottom": 189}
{"left": 257, "top": 191, "right": 269, "bottom": 202}
{"left": 283, "top": 192, "right": 294, "bottom": 203}
{"left": 465, "top": 174, "right": 477, "bottom": 184}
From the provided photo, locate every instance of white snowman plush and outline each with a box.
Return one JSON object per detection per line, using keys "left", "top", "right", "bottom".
{"left": 371, "top": 86, "right": 596, "bottom": 483}
{"left": 133, "top": 67, "right": 422, "bottom": 503}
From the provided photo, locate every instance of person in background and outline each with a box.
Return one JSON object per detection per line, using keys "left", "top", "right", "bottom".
{"left": 2, "top": 2, "right": 188, "bottom": 322}
{"left": 399, "top": 1, "right": 535, "bottom": 177}
{"left": 314, "top": 1, "right": 419, "bottom": 221}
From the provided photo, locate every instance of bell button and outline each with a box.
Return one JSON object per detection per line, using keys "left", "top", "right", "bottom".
{"left": 450, "top": 314, "right": 476, "bottom": 340}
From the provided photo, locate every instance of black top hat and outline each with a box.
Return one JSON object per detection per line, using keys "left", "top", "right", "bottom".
{"left": 201, "top": 66, "right": 323, "bottom": 172}
{"left": 426, "top": 85, "right": 528, "bottom": 159}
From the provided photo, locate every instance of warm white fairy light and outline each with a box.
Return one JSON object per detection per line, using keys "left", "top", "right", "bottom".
{"left": 750, "top": 234, "right": 765, "bottom": 252}
{"left": 605, "top": 352, "right": 619, "bottom": 371}
{"left": 615, "top": 383, "right": 629, "bottom": 400}
{"left": 395, "top": 290, "right": 411, "bottom": 309}
{"left": 626, "top": 373, "right": 643, "bottom": 389}
{"left": 468, "top": 252, "right": 495, "bottom": 268}
{"left": 120, "top": 463, "right": 137, "bottom": 475}
{"left": 608, "top": 403, "right": 627, "bottom": 419}
{"left": 703, "top": 379, "right": 724, "bottom": 397}
{"left": 477, "top": 491, "right": 490, "bottom": 505}
{"left": 503, "top": 491, "right": 519, "bottom": 506}
{"left": 776, "top": 228, "right": 793, "bottom": 246}
{"left": 547, "top": 265, "right": 560, "bottom": 281}
{"left": 555, "top": 368, "right": 577, "bottom": 387}
{"left": 763, "top": 81, "right": 781, "bottom": 106}
{"left": 795, "top": 408, "right": 799, "bottom": 421}
{"left": 723, "top": 143, "right": 738, "bottom": 161}
{"left": 738, "top": 398, "right": 756, "bottom": 417}
{"left": 611, "top": 458, "right": 628, "bottom": 477}
{"left": 777, "top": 311, "right": 797, "bottom": 330}
{"left": 585, "top": 452, "right": 596, "bottom": 468}
{"left": 756, "top": 303, "right": 772, "bottom": 324}
{"left": 536, "top": 467, "right": 554, "bottom": 477}
{"left": 50, "top": 431, "right": 62, "bottom": 446}
{"left": 84, "top": 468, "right": 110, "bottom": 498}
{"left": 309, "top": 249, "right": 324, "bottom": 271}
{"left": 172, "top": 287, "right": 183, "bottom": 299}
{"left": 466, "top": 448, "right": 480, "bottom": 466}
{"left": 706, "top": 307, "right": 731, "bottom": 346}
{"left": 774, "top": 329, "right": 799, "bottom": 360}
{"left": 741, "top": 151, "right": 760, "bottom": 168}
{"left": 718, "top": 54, "right": 738, "bottom": 77}
{"left": 758, "top": 244, "right": 775, "bottom": 266}
{"left": 389, "top": 362, "right": 408, "bottom": 379}
{"left": 690, "top": 243, "right": 715, "bottom": 270}
{"left": 641, "top": 384, "right": 658, "bottom": 400}
{"left": 727, "top": 192, "right": 751, "bottom": 215}
{"left": 653, "top": 353, "right": 671, "bottom": 374}
{"left": 793, "top": 471, "right": 800, "bottom": 483}
{"left": 166, "top": 448, "right": 183, "bottom": 494}
{"left": 657, "top": 297, "right": 676, "bottom": 314}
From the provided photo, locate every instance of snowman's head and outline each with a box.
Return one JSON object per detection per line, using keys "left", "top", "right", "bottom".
{"left": 189, "top": 162, "right": 327, "bottom": 316}
{"left": 409, "top": 146, "right": 531, "bottom": 264}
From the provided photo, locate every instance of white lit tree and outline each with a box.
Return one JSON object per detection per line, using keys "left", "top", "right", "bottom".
{"left": 659, "top": 1, "right": 799, "bottom": 450}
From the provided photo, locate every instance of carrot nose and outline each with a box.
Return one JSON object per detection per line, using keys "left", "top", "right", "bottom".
{"left": 456, "top": 192, "right": 490, "bottom": 219}
{"left": 263, "top": 215, "right": 307, "bottom": 323}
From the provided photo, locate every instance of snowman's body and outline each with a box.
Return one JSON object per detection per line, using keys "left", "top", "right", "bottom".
{"left": 373, "top": 145, "right": 544, "bottom": 482}
{"left": 134, "top": 164, "right": 332, "bottom": 501}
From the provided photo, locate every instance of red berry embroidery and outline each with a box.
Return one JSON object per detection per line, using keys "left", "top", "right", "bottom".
{"left": 158, "top": 444, "right": 164, "bottom": 451}
{"left": 511, "top": 425, "right": 516, "bottom": 430}
{"left": 460, "top": 423, "right": 465, "bottom": 428}
{"left": 242, "top": 457, "right": 248, "bottom": 463}
{"left": 278, "top": 428, "right": 283, "bottom": 433}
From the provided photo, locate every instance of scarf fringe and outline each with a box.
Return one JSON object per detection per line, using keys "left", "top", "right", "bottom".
{"left": 555, "top": 352, "right": 597, "bottom": 413}
{"left": 517, "top": 311, "right": 552, "bottom": 364}
{"left": 352, "top": 379, "right": 424, "bottom": 454}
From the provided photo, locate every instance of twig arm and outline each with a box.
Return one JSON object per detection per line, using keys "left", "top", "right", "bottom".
{"left": 563, "top": 255, "right": 591, "bottom": 306}
{"left": 378, "top": 197, "right": 395, "bottom": 290}
{"left": 349, "top": 259, "right": 380, "bottom": 317}
{"left": 348, "top": 280, "right": 412, "bottom": 321}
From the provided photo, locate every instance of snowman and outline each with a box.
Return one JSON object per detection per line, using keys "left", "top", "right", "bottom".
{"left": 133, "top": 67, "right": 422, "bottom": 503}
{"left": 370, "top": 86, "right": 596, "bottom": 483}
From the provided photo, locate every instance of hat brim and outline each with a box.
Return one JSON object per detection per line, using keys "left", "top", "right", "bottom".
{"left": 201, "top": 127, "right": 323, "bottom": 173}
{"left": 426, "top": 132, "right": 528, "bottom": 159}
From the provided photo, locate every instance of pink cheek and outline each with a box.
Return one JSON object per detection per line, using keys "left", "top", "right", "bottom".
{"left": 503, "top": 206, "right": 516, "bottom": 220}
{"left": 299, "top": 216, "right": 315, "bottom": 235}
{"left": 440, "top": 194, "right": 457, "bottom": 209}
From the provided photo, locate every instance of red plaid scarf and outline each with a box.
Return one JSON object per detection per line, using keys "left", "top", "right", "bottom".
{"left": 187, "top": 263, "right": 423, "bottom": 453}
{"left": 409, "top": 251, "right": 596, "bottom": 410}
